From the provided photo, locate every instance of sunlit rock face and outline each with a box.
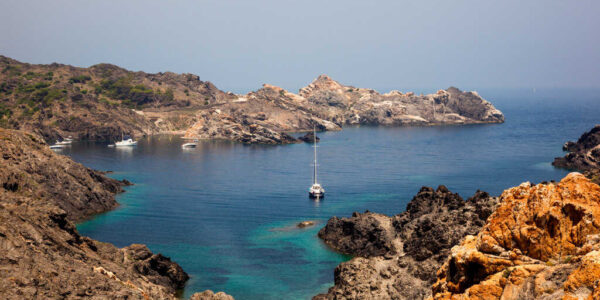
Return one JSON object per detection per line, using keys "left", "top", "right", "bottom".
{"left": 431, "top": 172, "right": 600, "bottom": 300}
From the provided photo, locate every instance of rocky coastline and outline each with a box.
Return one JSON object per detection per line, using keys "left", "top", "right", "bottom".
{"left": 0, "top": 55, "right": 504, "bottom": 145}
{"left": 0, "top": 128, "right": 232, "bottom": 299}
{"left": 553, "top": 124, "right": 600, "bottom": 184}
{"left": 314, "top": 186, "right": 499, "bottom": 299}
{"left": 315, "top": 173, "right": 600, "bottom": 300}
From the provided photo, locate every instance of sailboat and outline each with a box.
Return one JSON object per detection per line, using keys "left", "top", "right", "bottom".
{"left": 308, "top": 127, "right": 325, "bottom": 199}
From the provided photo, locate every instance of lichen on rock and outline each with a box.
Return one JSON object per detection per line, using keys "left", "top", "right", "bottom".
{"left": 430, "top": 172, "right": 600, "bottom": 300}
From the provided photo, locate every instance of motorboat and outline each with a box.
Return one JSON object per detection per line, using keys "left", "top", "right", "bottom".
{"left": 182, "top": 140, "right": 198, "bottom": 149}
{"left": 49, "top": 144, "right": 65, "bottom": 150}
{"left": 115, "top": 135, "right": 138, "bottom": 147}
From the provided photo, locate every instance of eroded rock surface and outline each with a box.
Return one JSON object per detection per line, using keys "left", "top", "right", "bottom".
{"left": 315, "top": 186, "right": 499, "bottom": 299}
{"left": 431, "top": 173, "right": 600, "bottom": 300}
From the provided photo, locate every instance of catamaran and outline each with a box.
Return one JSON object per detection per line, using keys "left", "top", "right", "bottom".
{"left": 309, "top": 127, "right": 325, "bottom": 199}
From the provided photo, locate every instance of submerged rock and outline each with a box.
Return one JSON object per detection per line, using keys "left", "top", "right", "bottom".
{"left": 297, "top": 221, "right": 316, "bottom": 228}
{"left": 431, "top": 173, "right": 600, "bottom": 300}
{"left": 315, "top": 186, "right": 499, "bottom": 299}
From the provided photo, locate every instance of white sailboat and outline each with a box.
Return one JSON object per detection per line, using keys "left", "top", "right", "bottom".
{"left": 309, "top": 127, "right": 325, "bottom": 199}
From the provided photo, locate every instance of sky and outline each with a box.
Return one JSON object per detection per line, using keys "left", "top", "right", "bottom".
{"left": 1, "top": 0, "right": 599, "bottom": 93}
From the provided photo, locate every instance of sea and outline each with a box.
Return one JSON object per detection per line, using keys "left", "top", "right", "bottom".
{"left": 61, "top": 88, "right": 600, "bottom": 300}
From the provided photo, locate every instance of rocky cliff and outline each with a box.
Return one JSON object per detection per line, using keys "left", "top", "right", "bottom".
{"left": 0, "top": 128, "right": 233, "bottom": 299}
{"left": 430, "top": 173, "right": 600, "bottom": 300}
{"left": 314, "top": 186, "right": 499, "bottom": 299}
{"left": 553, "top": 125, "right": 600, "bottom": 184}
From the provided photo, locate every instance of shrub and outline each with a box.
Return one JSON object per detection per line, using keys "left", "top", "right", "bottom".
{"left": 68, "top": 75, "right": 92, "bottom": 84}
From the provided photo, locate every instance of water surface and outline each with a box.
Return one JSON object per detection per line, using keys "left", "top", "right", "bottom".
{"left": 67, "top": 88, "right": 600, "bottom": 299}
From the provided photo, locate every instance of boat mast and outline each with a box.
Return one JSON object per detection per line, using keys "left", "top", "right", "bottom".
{"left": 313, "top": 126, "right": 317, "bottom": 185}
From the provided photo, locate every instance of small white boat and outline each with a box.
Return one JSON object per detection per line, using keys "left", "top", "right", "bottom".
{"left": 55, "top": 139, "right": 72, "bottom": 145}
{"left": 114, "top": 134, "right": 138, "bottom": 147}
{"left": 49, "top": 144, "right": 65, "bottom": 149}
{"left": 64, "top": 136, "right": 74, "bottom": 142}
{"left": 308, "top": 127, "right": 325, "bottom": 199}
{"left": 182, "top": 140, "right": 198, "bottom": 149}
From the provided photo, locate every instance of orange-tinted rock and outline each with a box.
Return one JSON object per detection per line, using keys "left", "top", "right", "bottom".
{"left": 430, "top": 173, "right": 600, "bottom": 300}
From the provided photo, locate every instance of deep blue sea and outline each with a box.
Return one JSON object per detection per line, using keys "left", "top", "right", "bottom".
{"left": 64, "top": 88, "right": 599, "bottom": 300}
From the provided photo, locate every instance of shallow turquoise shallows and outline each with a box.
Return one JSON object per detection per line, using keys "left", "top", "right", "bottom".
{"left": 71, "top": 88, "right": 600, "bottom": 300}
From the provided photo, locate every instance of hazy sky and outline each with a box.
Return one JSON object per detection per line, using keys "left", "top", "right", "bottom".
{"left": 1, "top": 0, "right": 599, "bottom": 93}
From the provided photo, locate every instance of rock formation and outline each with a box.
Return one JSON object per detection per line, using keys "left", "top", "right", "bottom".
{"left": 314, "top": 186, "right": 499, "bottom": 299}
{"left": 184, "top": 76, "right": 504, "bottom": 144}
{"left": 0, "top": 55, "right": 504, "bottom": 144}
{"left": 299, "top": 131, "right": 320, "bottom": 143}
{"left": 430, "top": 173, "right": 600, "bottom": 300}
{"left": 554, "top": 125, "right": 600, "bottom": 184}
{"left": 0, "top": 128, "right": 233, "bottom": 299}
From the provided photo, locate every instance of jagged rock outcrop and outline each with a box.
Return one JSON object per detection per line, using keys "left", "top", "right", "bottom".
{"left": 299, "top": 131, "right": 320, "bottom": 143}
{"left": 553, "top": 125, "right": 600, "bottom": 184}
{"left": 0, "top": 127, "right": 126, "bottom": 222}
{"left": 315, "top": 186, "right": 499, "bottom": 299}
{"left": 430, "top": 173, "right": 600, "bottom": 300}
{"left": 0, "top": 128, "right": 232, "bottom": 299}
{"left": 189, "top": 290, "right": 235, "bottom": 300}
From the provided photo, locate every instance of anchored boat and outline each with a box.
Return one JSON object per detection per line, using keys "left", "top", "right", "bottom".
{"left": 308, "top": 127, "right": 325, "bottom": 199}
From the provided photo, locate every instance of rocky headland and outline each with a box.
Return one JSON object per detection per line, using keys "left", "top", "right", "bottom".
{"left": 183, "top": 76, "right": 504, "bottom": 144}
{"left": 314, "top": 186, "right": 499, "bottom": 299}
{"left": 0, "top": 55, "right": 504, "bottom": 145}
{"left": 553, "top": 125, "right": 600, "bottom": 184}
{"left": 0, "top": 128, "right": 232, "bottom": 299}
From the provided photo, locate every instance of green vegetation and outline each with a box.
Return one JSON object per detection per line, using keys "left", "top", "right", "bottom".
{"left": 68, "top": 75, "right": 92, "bottom": 84}
{"left": 18, "top": 88, "right": 66, "bottom": 108}
{"left": 2, "top": 65, "right": 21, "bottom": 76}
{"left": 96, "top": 77, "right": 173, "bottom": 108}
{"left": 184, "top": 89, "right": 189, "bottom": 96}
{"left": 0, "top": 103, "right": 12, "bottom": 119}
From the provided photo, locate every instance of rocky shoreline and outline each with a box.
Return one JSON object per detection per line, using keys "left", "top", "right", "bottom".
{"left": 0, "top": 128, "right": 232, "bottom": 299}
{"left": 314, "top": 173, "right": 600, "bottom": 300}
{"left": 0, "top": 55, "right": 504, "bottom": 145}
{"left": 314, "top": 186, "right": 499, "bottom": 299}
{"left": 553, "top": 124, "right": 600, "bottom": 184}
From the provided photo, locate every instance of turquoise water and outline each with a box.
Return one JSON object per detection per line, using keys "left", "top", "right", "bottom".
{"left": 70, "top": 88, "right": 599, "bottom": 299}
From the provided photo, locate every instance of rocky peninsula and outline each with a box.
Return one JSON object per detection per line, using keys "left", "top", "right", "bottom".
{"left": 0, "top": 55, "right": 504, "bottom": 145}
{"left": 0, "top": 128, "right": 232, "bottom": 299}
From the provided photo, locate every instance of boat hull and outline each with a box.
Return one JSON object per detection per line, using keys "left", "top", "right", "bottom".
{"left": 309, "top": 192, "right": 325, "bottom": 199}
